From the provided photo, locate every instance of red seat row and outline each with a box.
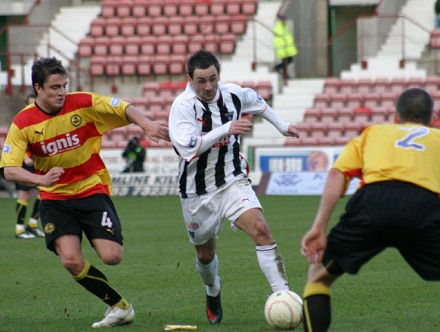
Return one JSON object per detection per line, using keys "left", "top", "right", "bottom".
{"left": 89, "top": 15, "right": 247, "bottom": 38}
{"left": 100, "top": 0, "right": 257, "bottom": 18}
{"left": 79, "top": 34, "right": 237, "bottom": 58}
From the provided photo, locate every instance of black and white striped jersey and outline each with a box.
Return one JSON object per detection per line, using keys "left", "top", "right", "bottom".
{"left": 169, "top": 81, "right": 269, "bottom": 198}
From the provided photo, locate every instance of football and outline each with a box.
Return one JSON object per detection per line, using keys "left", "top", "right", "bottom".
{"left": 264, "top": 290, "right": 303, "bottom": 330}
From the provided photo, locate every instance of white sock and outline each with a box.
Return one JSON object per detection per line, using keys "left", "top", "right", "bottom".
{"left": 256, "top": 243, "right": 289, "bottom": 292}
{"left": 16, "top": 224, "right": 25, "bottom": 232}
{"left": 196, "top": 255, "right": 221, "bottom": 296}
{"left": 28, "top": 218, "right": 38, "bottom": 226}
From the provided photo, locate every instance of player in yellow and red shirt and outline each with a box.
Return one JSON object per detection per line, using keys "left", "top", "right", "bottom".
{"left": 300, "top": 87, "right": 440, "bottom": 331}
{"left": 0, "top": 57, "right": 169, "bottom": 328}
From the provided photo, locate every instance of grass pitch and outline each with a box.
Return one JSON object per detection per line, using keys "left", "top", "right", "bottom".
{"left": 0, "top": 195, "right": 439, "bottom": 331}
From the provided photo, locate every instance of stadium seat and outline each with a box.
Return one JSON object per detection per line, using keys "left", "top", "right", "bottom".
{"left": 132, "top": 0, "right": 147, "bottom": 17}
{"left": 327, "top": 122, "right": 345, "bottom": 139}
{"left": 242, "top": 0, "right": 258, "bottom": 15}
{"left": 187, "top": 35, "right": 204, "bottom": 54}
{"left": 345, "top": 92, "right": 363, "bottom": 109}
{"left": 105, "top": 56, "right": 121, "bottom": 76}
{"left": 295, "top": 123, "right": 311, "bottom": 137}
{"left": 163, "top": 0, "right": 179, "bottom": 16}
{"left": 215, "top": 15, "right": 231, "bottom": 34}
{"left": 329, "top": 93, "right": 346, "bottom": 108}
{"left": 303, "top": 108, "right": 321, "bottom": 124}
{"left": 156, "top": 35, "right": 173, "bottom": 55}
{"left": 353, "top": 106, "right": 372, "bottom": 123}
{"left": 204, "top": 35, "right": 219, "bottom": 54}
{"left": 389, "top": 77, "right": 406, "bottom": 93}
{"left": 90, "top": 17, "right": 106, "bottom": 37}
{"left": 313, "top": 93, "right": 329, "bottom": 108}
{"left": 90, "top": 56, "right": 106, "bottom": 76}
{"left": 121, "top": 56, "right": 138, "bottom": 75}
{"left": 323, "top": 77, "right": 340, "bottom": 94}
{"left": 320, "top": 107, "right": 336, "bottom": 123}
{"left": 335, "top": 107, "right": 353, "bottom": 124}
{"left": 370, "top": 106, "right": 388, "bottom": 123}
{"left": 356, "top": 78, "right": 373, "bottom": 94}
{"left": 317, "top": 137, "right": 336, "bottom": 146}
{"left": 152, "top": 55, "right": 170, "bottom": 75}
{"left": 363, "top": 93, "right": 380, "bottom": 108}
{"left": 372, "top": 77, "right": 389, "bottom": 94}
{"left": 169, "top": 55, "right": 186, "bottom": 75}
{"left": 183, "top": 17, "right": 199, "bottom": 35}
{"left": 339, "top": 79, "right": 356, "bottom": 94}
{"left": 179, "top": 0, "right": 194, "bottom": 16}
{"left": 140, "top": 36, "right": 157, "bottom": 55}
{"left": 152, "top": 17, "right": 168, "bottom": 35}
{"left": 159, "top": 81, "right": 176, "bottom": 98}
{"left": 137, "top": 17, "right": 152, "bottom": 36}
{"left": 226, "top": 1, "right": 241, "bottom": 15}
{"left": 219, "top": 34, "right": 236, "bottom": 54}
{"left": 424, "top": 76, "right": 440, "bottom": 92}
{"left": 380, "top": 91, "right": 397, "bottom": 108}
{"left": 77, "top": 37, "right": 94, "bottom": 57}
{"left": 120, "top": 17, "right": 137, "bottom": 37}
{"left": 149, "top": 96, "right": 165, "bottom": 113}
{"left": 309, "top": 122, "right": 327, "bottom": 139}
{"left": 199, "top": 16, "right": 215, "bottom": 34}
{"left": 168, "top": 16, "right": 184, "bottom": 35}
{"left": 230, "top": 15, "right": 247, "bottom": 34}
{"left": 116, "top": 0, "right": 132, "bottom": 17}
{"left": 172, "top": 35, "right": 189, "bottom": 55}
{"left": 194, "top": 1, "right": 209, "bottom": 15}
{"left": 143, "top": 81, "right": 160, "bottom": 97}
{"left": 108, "top": 36, "right": 125, "bottom": 56}
{"left": 147, "top": 0, "right": 163, "bottom": 17}
{"left": 104, "top": 17, "right": 120, "bottom": 37}
{"left": 211, "top": 0, "right": 226, "bottom": 15}
{"left": 101, "top": 0, "right": 117, "bottom": 17}
{"left": 137, "top": 56, "right": 152, "bottom": 76}
{"left": 430, "top": 29, "right": 440, "bottom": 48}
{"left": 125, "top": 36, "right": 141, "bottom": 55}
{"left": 333, "top": 135, "right": 352, "bottom": 146}
{"left": 93, "top": 37, "right": 110, "bottom": 56}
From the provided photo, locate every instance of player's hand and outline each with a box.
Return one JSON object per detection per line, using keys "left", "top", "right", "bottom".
{"left": 285, "top": 124, "right": 299, "bottom": 138}
{"left": 301, "top": 227, "right": 327, "bottom": 264}
{"left": 40, "top": 167, "right": 64, "bottom": 187}
{"left": 143, "top": 121, "right": 170, "bottom": 143}
{"left": 228, "top": 119, "right": 253, "bottom": 135}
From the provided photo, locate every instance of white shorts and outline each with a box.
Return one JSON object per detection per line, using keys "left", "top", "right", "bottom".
{"left": 180, "top": 178, "right": 262, "bottom": 245}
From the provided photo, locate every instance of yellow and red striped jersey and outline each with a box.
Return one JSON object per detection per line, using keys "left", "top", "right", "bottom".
{"left": 334, "top": 123, "right": 440, "bottom": 195}
{"left": 0, "top": 92, "right": 130, "bottom": 200}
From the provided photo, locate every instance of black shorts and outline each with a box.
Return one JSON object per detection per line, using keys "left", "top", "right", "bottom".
{"left": 16, "top": 164, "right": 37, "bottom": 192}
{"left": 40, "top": 194, "right": 123, "bottom": 254}
{"left": 323, "top": 181, "right": 440, "bottom": 281}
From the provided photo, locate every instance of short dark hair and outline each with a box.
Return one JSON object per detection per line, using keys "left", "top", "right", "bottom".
{"left": 396, "top": 88, "right": 433, "bottom": 125}
{"left": 31, "top": 57, "right": 67, "bottom": 94}
{"left": 186, "top": 50, "right": 220, "bottom": 78}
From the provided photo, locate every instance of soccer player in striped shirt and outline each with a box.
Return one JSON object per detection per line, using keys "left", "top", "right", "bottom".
{"left": 0, "top": 57, "right": 169, "bottom": 328}
{"left": 169, "top": 50, "right": 299, "bottom": 324}
{"left": 301, "top": 88, "right": 440, "bottom": 331}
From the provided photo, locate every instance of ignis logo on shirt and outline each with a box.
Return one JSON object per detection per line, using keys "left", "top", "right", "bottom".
{"left": 110, "top": 98, "right": 120, "bottom": 106}
{"left": 2, "top": 144, "right": 11, "bottom": 153}
{"left": 40, "top": 133, "right": 80, "bottom": 156}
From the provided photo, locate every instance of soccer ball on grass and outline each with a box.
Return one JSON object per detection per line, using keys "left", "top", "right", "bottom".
{"left": 264, "top": 290, "right": 303, "bottom": 330}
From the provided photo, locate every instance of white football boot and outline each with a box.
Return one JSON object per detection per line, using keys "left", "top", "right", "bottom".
{"left": 92, "top": 304, "right": 135, "bottom": 328}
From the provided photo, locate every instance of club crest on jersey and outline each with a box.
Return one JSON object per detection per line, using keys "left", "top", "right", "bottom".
{"left": 2, "top": 144, "right": 11, "bottom": 153}
{"left": 257, "top": 94, "right": 263, "bottom": 101}
{"left": 110, "top": 97, "right": 120, "bottom": 106}
{"left": 189, "top": 136, "right": 198, "bottom": 148}
{"left": 70, "top": 114, "right": 82, "bottom": 127}
{"left": 226, "top": 112, "right": 234, "bottom": 121}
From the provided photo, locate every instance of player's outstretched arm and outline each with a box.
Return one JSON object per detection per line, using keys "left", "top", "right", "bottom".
{"left": 4, "top": 166, "right": 64, "bottom": 187}
{"left": 125, "top": 105, "right": 170, "bottom": 143}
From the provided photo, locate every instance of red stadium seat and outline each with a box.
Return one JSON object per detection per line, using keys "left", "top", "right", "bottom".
{"left": 323, "top": 77, "right": 340, "bottom": 94}
{"left": 168, "top": 16, "right": 184, "bottom": 35}
{"left": 226, "top": 1, "right": 241, "bottom": 15}
{"left": 356, "top": 78, "right": 373, "bottom": 94}
{"left": 104, "top": 17, "right": 120, "bottom": 37}
{"left": 120, "top": 17, "right": 137, "bottom": 37}
{"left": 211, "top": 0, "right": 226, "bottom": 15}
{"left": 101, "top": 0, "right": 117, "bottom": 17}
{"left": 203, "top": 35, "right": 219, "bottom": 54}
{"left": 163, "top": 0, "right": 179, "bottom": 16}
{"left": 187, "top": 35, "right": 204, "bottom": 54}
{"left": 313, "top": 93, "right": 329, "bottom": 108}
{"left": 137, "top": 17, "right": 152, "bottom": 36}
{"left": 172, "top": 35, "right": 189, "bottom": 55}
{"left": 137, "top": 56, "right": 152, "bottom": 76}
{"left": 156, "top": 35, "right": 173, "bottom": 55}
{"left": 363, "top": 93, "right": 380, "bottom": 108}
{"left": 389, "top": 77, "right": 406, "bottom": 93}
{"left": 147, "top": 0, "right": 163, "bottom": 17}
{"left": 219, "top": 34, "right": 236, "bottom": 54}
{"left": 169, "top": 55, "right": 186, "bottom": 75}
{"left": 132, "top": 0, "right": 147, "bottom": 17}
{"left": 303, "top": 108, "right": 321, "bottom": 124}
{"left": 424, "top": 76, "right": 440, "bottom": 92}
{"left": 105, "top": 56, "right": 121, "bottom": 76}
{"left": 199, "top": 16, "right": 215, "bottom": 34}
{"left": 125, "top": 36, "right": 141, "bottom": 55}
{"left": 215, "top": 15, "right": 230, "bottom": 34}
{"left": 335, "top": 107, "right": 353, "bottom": 124}
{"left": 327, "top": 122, "right": 345, "bottom": 139}
{"left": 242, "top": 0, "right": 258, "bottom": 15}
{"left": 152, "top": 55, "right": 170, "bottom": 75}
{"left": 183, "top": 17, "right": 199, "bottom": 35}
{"left": 108, "top": 36, "right": 125, "bottom": 56}
{"left": 339, "top": 79, "right": 356, "bottom": 93}
{"left": 152, "top": 17, "right": 168, "bottom": 35}
{"left": 194, "top": 1, "right": 209, "bottom": 15}
{"left": 320, "top": 107, "right": 336, "bottom": 123}
{"left": 90, "top": 17, "right": 106, "bottom": 37}
{"left": 90, "top": 56, "right": 106, "bottom": 76}
{"left": 230, "top": 15, "right": 247, "bottom": 34}
{"left": 140, "top": 36, "right": 157, "bottom": 56}
{"left": 329, "top": 93, "right": 346, "bottom": 108}
{"left": 373, "top": 78, "right": 390, "bottom": 93}
{"left": 77, "top": 37, "right": 94, "bottom": 57}
{"left": 116, "top": 0, "right": 132, "bottom": 17}
{"left": 121, "top": 56, "right": 138, "bottom": 75}
{"left": 93, "top": 36, "right": 110, "bottom": 56}
{"left": 179, "top": 0, "right": 194, "bottom": 16}
{"left": 143, "top": 81, "right": 160, "bottom": 97}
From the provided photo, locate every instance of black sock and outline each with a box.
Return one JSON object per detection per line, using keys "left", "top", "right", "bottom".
{"left": 303, "top": 294, "right": 331, "bottom": 332}
{"left": 74, "top": 260, "right": 126, "bottom": 307}
{"left": 16, "top": 200, "right": 27, "bottom": 226}
{"left": 30, "top": 199, "right": 40, "bottom": 220}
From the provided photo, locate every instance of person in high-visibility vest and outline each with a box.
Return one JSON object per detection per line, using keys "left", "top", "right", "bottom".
{"left": 273, "top": 14, "right": 298, "bottom": 84}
